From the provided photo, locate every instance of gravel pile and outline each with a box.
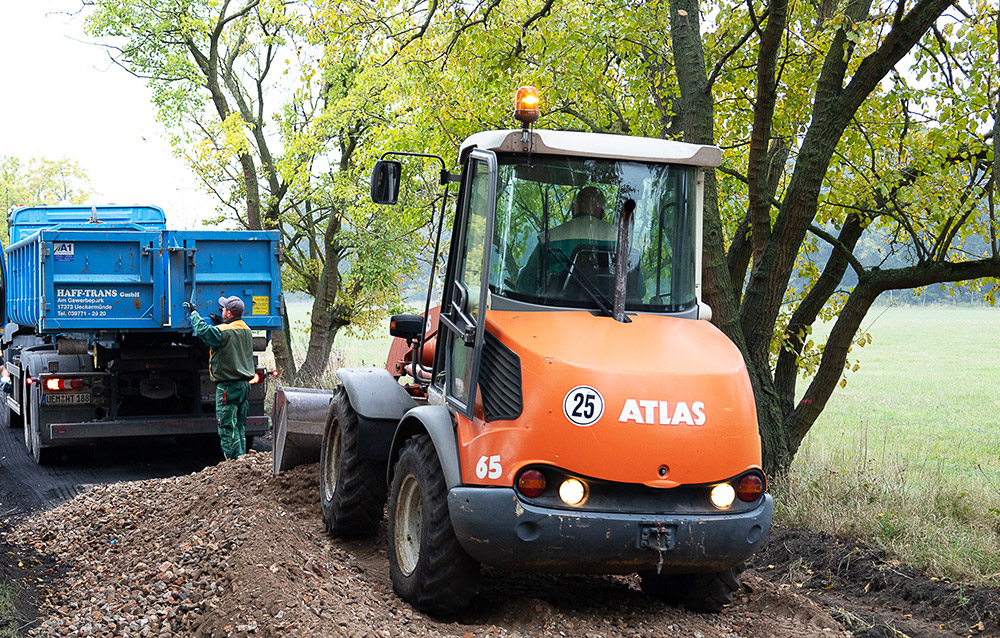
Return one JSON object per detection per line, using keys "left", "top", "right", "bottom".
{"left": 4, "top": 451, "right": 846, "bottom": 638}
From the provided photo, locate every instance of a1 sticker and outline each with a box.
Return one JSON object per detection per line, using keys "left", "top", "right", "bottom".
{"left": 54, "top": 242, "right": 75, "bottom": 262}
{"left": 563, "top": 385, "right": 604, "bottom": 427}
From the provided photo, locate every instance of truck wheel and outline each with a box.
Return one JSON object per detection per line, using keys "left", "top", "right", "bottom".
{"left": 320, "top": 387, "right": 386, "bottom": 537}
{"left": 23, "top": 382, "right": 35, "bottom": 455}
{"left": 27, "top": 382, "right": 54, "bottom": 465}
{"left": 23, "top": 412, "right": 34, "bottom": 455}
{"left": 1, "top": 395, "right": 19, "bottom": 429}
{"left": 387, "top": 434, "right": 479, "bottom": 615}
{"left": 639, "top": 565, "right": 742, "bottom": 613}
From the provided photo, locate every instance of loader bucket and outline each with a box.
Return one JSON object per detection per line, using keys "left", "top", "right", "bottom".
{"left": 272, "top": 386, "right": 334, "bottom": 475}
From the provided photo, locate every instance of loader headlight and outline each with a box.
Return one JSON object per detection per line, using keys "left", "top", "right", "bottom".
{"left": 710, "top": 483, "right": 736, "bottom": 509}
{"left": 558, "top": 478, "right": 586, "bottom": 506}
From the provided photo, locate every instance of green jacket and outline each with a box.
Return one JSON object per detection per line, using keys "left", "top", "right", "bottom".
{"left": 189, "top": 311, "right": 255, "bottom": 382}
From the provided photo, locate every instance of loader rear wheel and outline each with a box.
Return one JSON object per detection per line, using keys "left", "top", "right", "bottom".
{"left": 639, "top": 565, "right": 742, "bottom": 613}
{"left": 320, "top": 386, "right": 386, "bottom": 537}
{"left": 387, "top": 434, "right": 478, "bottom": 615}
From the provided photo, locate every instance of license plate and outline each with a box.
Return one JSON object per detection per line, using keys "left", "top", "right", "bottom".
{"left": 44, "top": 393, "right": 91, "bottom": 405}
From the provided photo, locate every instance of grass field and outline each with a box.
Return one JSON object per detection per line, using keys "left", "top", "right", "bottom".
{"left": 279, "top": 301, "right": 1000, "bottom": 584}
{"left": 780, "top": 305, "right": 1000, "bottom": 585}
{"left": 268, "top": 301, "right": 392, "bottom": 381}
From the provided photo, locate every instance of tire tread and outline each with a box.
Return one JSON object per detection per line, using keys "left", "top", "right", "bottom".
{"left": 639, "top": 565, "right": 743, "bottom": 613}
{"left": 320, "top": 387, "right": 386, "bottom": 537}
{"left": 388, "top": 434, "right": 479, "bottom": 615}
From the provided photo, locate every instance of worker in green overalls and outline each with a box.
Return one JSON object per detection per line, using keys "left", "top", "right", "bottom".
{"left": 184, "top": 296, "right": 255, "bottom": 460}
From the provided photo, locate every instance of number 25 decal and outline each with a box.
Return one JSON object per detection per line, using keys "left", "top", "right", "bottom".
{"left": 563, "top": 385, "right": 605, "bottom": 427}
{"left": 476, "top": 455, "right": 502, "bottom": 479}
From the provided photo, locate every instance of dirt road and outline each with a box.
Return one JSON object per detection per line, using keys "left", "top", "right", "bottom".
{"left": 0, "top": 427, "right": 997, "bottom": 638}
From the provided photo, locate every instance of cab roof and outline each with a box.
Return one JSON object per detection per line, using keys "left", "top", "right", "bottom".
{"left": 459, "top": 129, "right": 722, "bottom": 168}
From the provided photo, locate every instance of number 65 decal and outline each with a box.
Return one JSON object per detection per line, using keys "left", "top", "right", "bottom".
{"left": 476, "top": 455, "right": 502, "bottom": 479}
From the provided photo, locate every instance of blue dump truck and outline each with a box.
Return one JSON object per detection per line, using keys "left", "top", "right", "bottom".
{"left": 0, "top": 205, "right": 283, "bottom": 463}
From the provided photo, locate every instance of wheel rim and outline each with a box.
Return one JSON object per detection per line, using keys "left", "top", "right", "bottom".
{"left": 394, "top": 473, "right": 422, "bottom": 576}
{"left": 322, "top": 421, "right": 342, "bottom": 502}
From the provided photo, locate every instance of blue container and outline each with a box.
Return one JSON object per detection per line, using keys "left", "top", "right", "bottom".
{"left": 3, "top": 205, "right": 282, "bottom": 335}
{"left": 164, "top": 230, "right": 283, "bottom": 330}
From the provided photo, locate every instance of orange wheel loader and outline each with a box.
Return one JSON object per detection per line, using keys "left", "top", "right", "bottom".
{"left": 318, "top": 87, "right": 772, "bottom": 615}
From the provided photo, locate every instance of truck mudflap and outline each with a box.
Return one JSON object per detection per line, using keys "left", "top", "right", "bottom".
{"left": 48, "top": 416, "right": 269, "bottom": 442}
{"left": 447, "top": 487, "right": 773, "bottom": 574}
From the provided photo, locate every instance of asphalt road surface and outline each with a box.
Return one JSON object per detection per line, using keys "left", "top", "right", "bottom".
{"left": 0, "top": 421, "right": 271, "bottom": 522}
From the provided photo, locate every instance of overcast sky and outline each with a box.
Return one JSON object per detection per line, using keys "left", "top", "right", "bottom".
{"left": 0, "top": 0, "right": 218, "bottom": 228}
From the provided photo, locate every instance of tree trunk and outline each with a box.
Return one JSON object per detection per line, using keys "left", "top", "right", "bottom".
{"left": 271, "top": 304, "right": 296, "bottom": 381}
{"left": 669, "top": 0, "right": 964, "bottom": 477}
{"left": 295, "top": 213, "right": 347, "bottom": 384}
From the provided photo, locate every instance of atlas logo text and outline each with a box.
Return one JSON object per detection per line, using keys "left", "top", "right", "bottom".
{"left": 618, "top": 400, "right": 706, "bottom": 426}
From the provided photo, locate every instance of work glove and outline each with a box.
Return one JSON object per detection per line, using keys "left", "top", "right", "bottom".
{"left": 209, "top": 313, "right": 224, "bottom": 325}
{"left": 182, "top": 301, "right": 195, "bottom": 313}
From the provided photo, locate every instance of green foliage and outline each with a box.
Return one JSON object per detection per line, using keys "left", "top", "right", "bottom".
{"left": 85, "top": 0, "right": 434, "bottom": 379}
{"left": 0, "top": 155, "right": 93, "bottom": 246}
{"left": 0, "top": 156, "right": 92, "bottom": 209}
{"left": 86, "top": 0, "right": 1000, "bottom": 431}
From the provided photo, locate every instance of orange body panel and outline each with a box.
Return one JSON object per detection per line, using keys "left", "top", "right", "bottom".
{"left": 457, "top": 309, "right": 760, "bottom": 488}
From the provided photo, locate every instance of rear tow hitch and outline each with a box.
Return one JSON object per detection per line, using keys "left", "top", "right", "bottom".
{"left": 639, "top": 523, "right": 677, "bottom": 573}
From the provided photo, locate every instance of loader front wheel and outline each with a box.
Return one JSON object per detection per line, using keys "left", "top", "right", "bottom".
{"left": 388, "top": 434, "right": 478, "bottom": 615}
{"left": 639, "top": 565, "right": 742, "bottom": 613}
{"left": 320, "top": 386, "right": 386, "bottom": 537}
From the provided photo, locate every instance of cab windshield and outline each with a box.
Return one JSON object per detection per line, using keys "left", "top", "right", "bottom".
{"left": 488, "top": 154, "right": 697, "bottom": 313}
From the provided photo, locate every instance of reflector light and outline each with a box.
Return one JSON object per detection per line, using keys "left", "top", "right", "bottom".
{"left": 558, "top": 478, "right": 586, "bottom": 506}
{"left": 513, "top": 86, "right": 540, "bottom": 125}
{"left": 517, "top": 469, "right": 546, "bottom": 498}
{"left": 26, "top": 377, "right": 34, "bottom": 385}
{"left": 271, "top": 369, "right": 280, "bottom": 377}
{"left": 736, "top": 473, "right": 765, "bottom": 502}
{"left": 710, "top": 483, "right": 736, "bottom": 509}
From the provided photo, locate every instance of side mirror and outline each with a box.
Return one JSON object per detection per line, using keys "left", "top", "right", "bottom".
{"left": 371, "top": 160, "right": 402, "bottom": 205}
{"left": 390, "top": 314, "right": 424, "bottom": 343}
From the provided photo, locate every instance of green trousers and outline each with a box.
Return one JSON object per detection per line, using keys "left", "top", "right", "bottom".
{"left": 216, "top": 380, "right": 250, "bottom": 460}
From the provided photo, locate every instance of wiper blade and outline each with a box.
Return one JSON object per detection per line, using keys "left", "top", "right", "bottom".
{"left": 546, "top": 246, "right": 614, "bottom": 317}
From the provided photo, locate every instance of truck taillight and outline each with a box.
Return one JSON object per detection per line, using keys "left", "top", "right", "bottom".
{"left": 249, "top": 373, "right": 261, "bottom": 385}
{"left": 45, "top": 378, "right": 84, "bottom": 391}
{"left": 736, "top": 473, "right": 765, "bottom": 502}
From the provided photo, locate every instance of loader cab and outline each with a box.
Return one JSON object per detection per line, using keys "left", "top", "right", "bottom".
{"left": 483, "top": 152, "right": 700, "bottom": 315}
{"left": 430, "top": 133, "right": 710, "bottom": 417}
{"left": 375, "top": 128, "right": 720, "bottom": 413}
